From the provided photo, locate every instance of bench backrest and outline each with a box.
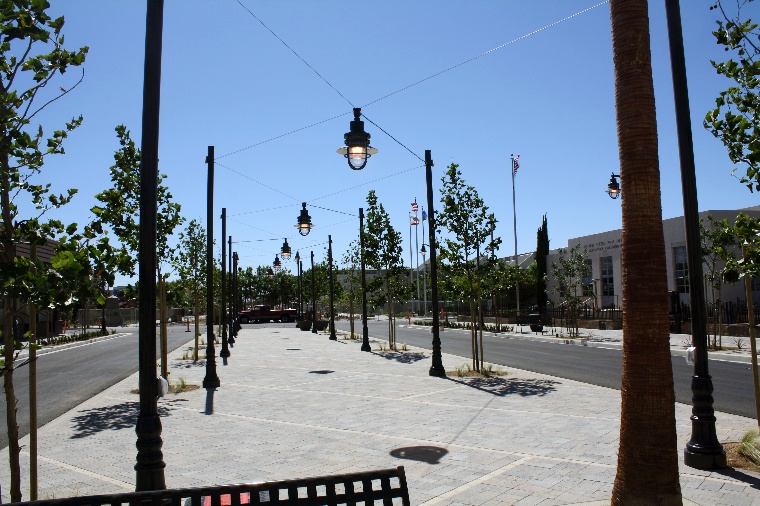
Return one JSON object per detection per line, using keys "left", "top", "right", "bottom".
{"left": 11, "top": 466, "right": 410, "bottom": 506}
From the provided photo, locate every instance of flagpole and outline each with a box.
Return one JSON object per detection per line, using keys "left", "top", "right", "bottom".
{"left": 511, "top": 154, "right": 521, "bottom": 326}
{"left": 409, "top": 212, "right": 413, "bottom": 301}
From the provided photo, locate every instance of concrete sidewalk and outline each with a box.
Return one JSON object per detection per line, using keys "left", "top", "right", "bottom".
{"left": 1, "top": 326, "right": 758, "bottom": 505}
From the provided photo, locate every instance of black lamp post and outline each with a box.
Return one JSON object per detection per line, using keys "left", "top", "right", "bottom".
{"left": 203, "top": 145, "right": 220, "bottom": 392}
{"left": 220, "top": 209, "right": 229, "bottom": 359}
{"left": 328, "top": 235, "right": 337, "bottom": 340}
{"left": 136, "top": 0, "right": 166, "bottom": 490}
{"left": 311, "top": 251, "right": 317, "bottom": 334}
{"left": 359, "top": 208, "right": 370, "bottom": 351}
{"left": 295, "top": 250, "right": 302, "bottom": 320}
{"left": 425, "top": 150, "right": 445, "bottom": 377}
{"left": 421, "top": 244, "right": 428, "bottom": 318}
{"left": 665, "top": 0, "right": 726, "bottom": 469}
{"left": 227, "top": 236, "right": 234, "bottom": 345}
{"left": 231, "top": 252, "right": 238, "bottom": 342}
{"left": 296, "top": 203, "right": 314, "bottom": 236}
{"left": 336, "top": 108, "right": 378, "bottom": 170}
{"left": 606, "top": 173, "right": 621, "bottom": 199}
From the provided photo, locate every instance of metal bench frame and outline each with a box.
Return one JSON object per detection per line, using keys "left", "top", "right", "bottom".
{"left": 11, "top": 466, "right": 410, "bottom": 506}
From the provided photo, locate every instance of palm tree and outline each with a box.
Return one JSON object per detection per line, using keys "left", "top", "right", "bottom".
{"left": 609, "top": 0, "right": 682, "bottom": 503}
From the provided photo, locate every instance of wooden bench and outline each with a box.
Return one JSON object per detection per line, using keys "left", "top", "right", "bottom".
{"left": 11, "top": 466, "right": 410, "bottom": 506}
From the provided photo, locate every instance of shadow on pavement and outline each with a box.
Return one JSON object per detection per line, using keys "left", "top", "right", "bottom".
{"left": 446, "top": 376, "right": 560, "bottom": 397}
{"left": 390, "top": 446, "right": 448, "bottom": 465}
{"left": 70, "top": 400, "right": 181, "bottom": 439}
{"left": 716, "top": 467, "right": 760, "bottom": 489}
{"left": 170, "top": 359, "right": 207, "bottom": 370}
{"left": 372, "top": 351, "right": 428, "bottom": 364}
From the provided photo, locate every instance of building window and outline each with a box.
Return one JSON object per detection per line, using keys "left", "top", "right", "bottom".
{"left": 583, "top": 259, "right": 593, "bottom": 296}
{"left": 601, "top": 256, "right": 614, "bottom": 307}
{"left": 674, "top": 246, "right": 689, "bottom": 294}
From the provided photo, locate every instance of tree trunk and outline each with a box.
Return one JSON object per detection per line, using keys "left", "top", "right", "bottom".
{"left": 30, "top": 245, "right": 38, "bottom": 500}
{"left": 4, "top": 295, "right": 21, "bottom": 502}
{"left": 610, "top": 0, "right": 682, "bottom": 502}
{"left": 742, "top": 246, "right": 760, "bottom": 427}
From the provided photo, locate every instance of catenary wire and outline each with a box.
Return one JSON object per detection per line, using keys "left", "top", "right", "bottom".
{"left": 218, "top": 2, "right": 609, "bottom": 161}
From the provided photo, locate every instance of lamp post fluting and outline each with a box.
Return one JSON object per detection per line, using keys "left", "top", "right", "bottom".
{"left": 328, "top": 235, "right": 337, "bottom": 340}
{"left": 664, "top": 0, "right": 725, "bottom": 469}
{"left": 359, "top": 208, "right": 370, "bottom": 351}
{"left": 135, "top": 0, "right": 166, "bottom": 489}
{"left": 311, "top": 251, "right": 317, "bottom": 334}
{"left": 426, "top": 150, "right": 445, "bottom": 377}
{"left": 220, "top": 209, "right": 229, "bottom": 359}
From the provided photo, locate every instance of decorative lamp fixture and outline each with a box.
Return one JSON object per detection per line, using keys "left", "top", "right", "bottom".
{"left": 273, "top": 254, "right": 281, "bottom": 271}
{"left": 296, "top": 202, "right": 313, "bottom": 236}
{"left": 336, "top": 108, "right": 378, "bottom": 170}
{"left": 281, "top": 238, "right": 291, "bottom": 259}
{"left": 420, "top": 244, "right": 427, "bottom": 257}
{"left": 294, "top": 250, "right": 300, "bottom": 263}
{"left": 267, "top": 267, "right": 274, "bottom": 279}
{"left": 606, "top": 173, "right": 621, "bottom": 199}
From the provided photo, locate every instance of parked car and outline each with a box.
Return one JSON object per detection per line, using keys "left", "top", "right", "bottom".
{"left": 239, "top": 304, "right": 298, "bottom": 324}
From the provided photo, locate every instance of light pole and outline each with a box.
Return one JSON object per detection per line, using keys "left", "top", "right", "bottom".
{"left": 311, "top": 251, "right": 317, "bottom": 334}
{"left": 220, "top": 209, "right": 229, "bottom": 359}
{"left": 295, "top": 251, "right": 302, "bottom": 320}
{"left": 421, "top": 244, "right": 428, "bottom": 318}
{"left": 665, "top": 0, "right": 725, "bottom": 469}
{"left": 135, "top": 2, "right": 167, "bottom": 488}
{"left": 227, "top": 235, "right": 234, "bottom": 345}
{"left": 203, "top": 146, "right": 220, "bottom": 390}
{"left": 230, "top": 252, "right": 238, "bottom": 344}
{"left": 425, "top": 150, "right": 445, "bottom": 377}
{"left": 359, "top": 208, "right": 370, "bottom": 351}
{"left": 328, "top": 235, "right": 337, "bottom": 340}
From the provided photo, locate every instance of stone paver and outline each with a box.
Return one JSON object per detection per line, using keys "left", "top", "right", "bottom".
{"left": 0, "top": 325, "right": 757, "bottom": 505}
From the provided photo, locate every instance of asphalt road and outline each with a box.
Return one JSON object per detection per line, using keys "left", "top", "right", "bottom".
{"left": 333, "top": 319, "right": 756, "bottom": 419}
{"left": 0, "top": 325, "right": 195, "bottom": 449}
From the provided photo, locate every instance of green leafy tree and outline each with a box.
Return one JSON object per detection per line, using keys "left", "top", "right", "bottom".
{"left": 705, "top": 0, "right": 760, "bottom": 193}
{"left": 700, "top": 214, "right": 737, "bottom": 349}
{"left": 363, "top": 190, "right": 406, "bottom": 349}
{"left": 173, "top": 219, "right": 207, "bottom": 360}
{"left": 91, "top": 125, "right": 184, "bottom": 376}
{"left": 340, "top": 239, "right": 362, "bottom": 337}
{"left": 0, "top": 2, "right": 88, "bottom": 499}
{"left": 550, "top": 244, "right": 591, "bottom": 337}
{"left": 303, "top": 259, "right": 330, "bottom": 315}
{"left": 437, "top": 163, "right": 498, "bottom": 372}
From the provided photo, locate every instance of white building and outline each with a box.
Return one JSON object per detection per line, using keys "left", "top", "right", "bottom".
{"left": 546, "top": 206, "right": 760, "bottom": 309}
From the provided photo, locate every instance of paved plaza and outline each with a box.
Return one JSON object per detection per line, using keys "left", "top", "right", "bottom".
{"left": 1, "top": 325, "right": 758, "bottom": 505}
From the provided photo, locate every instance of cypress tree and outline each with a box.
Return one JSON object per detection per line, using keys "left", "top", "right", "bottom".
{"left": 535, "top": 215, "right": 549, "bottom": 309}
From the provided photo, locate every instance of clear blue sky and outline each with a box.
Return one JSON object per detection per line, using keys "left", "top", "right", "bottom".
{"left": 24, "top": 1, "right": 758, "bottom": 286}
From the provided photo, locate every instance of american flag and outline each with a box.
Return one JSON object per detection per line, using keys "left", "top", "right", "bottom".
{"left": 512, "top": 155, "right": 520, "bottom": 176}
{"left": 411, "top": 200, "right": 418, "bottom": 213}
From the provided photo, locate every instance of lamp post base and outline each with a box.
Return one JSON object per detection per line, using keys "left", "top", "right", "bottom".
{"left": 429, "top": 365, "right": 446, "bottom": 377}
{"left": 203, "top": 376, "right": 220, "bottom": 389}
{"left": 684, "top": 447, "right": 726, "bottom": 470}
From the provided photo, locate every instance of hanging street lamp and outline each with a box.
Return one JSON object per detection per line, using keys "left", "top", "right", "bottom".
{"left": 273, "top": 254, "right": 281, "bottom": 271}
{"left": 296, "top": 202, "right": 314, "bottom": 236}
{"left": 336, "top": 108, "right": 378, "bottom": 170}
{"left": 267, "top": 267, "right": 274, "bottom": 279}
{"left": 281, "top": 238, "right": 291, "bottom": 260}
{"left": 606, "top": 173, "right": 621, "bottom": 199}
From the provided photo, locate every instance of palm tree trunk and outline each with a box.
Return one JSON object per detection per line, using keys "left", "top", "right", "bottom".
{"left": 610, "top": 0, "right": 682, "bottom": 502}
